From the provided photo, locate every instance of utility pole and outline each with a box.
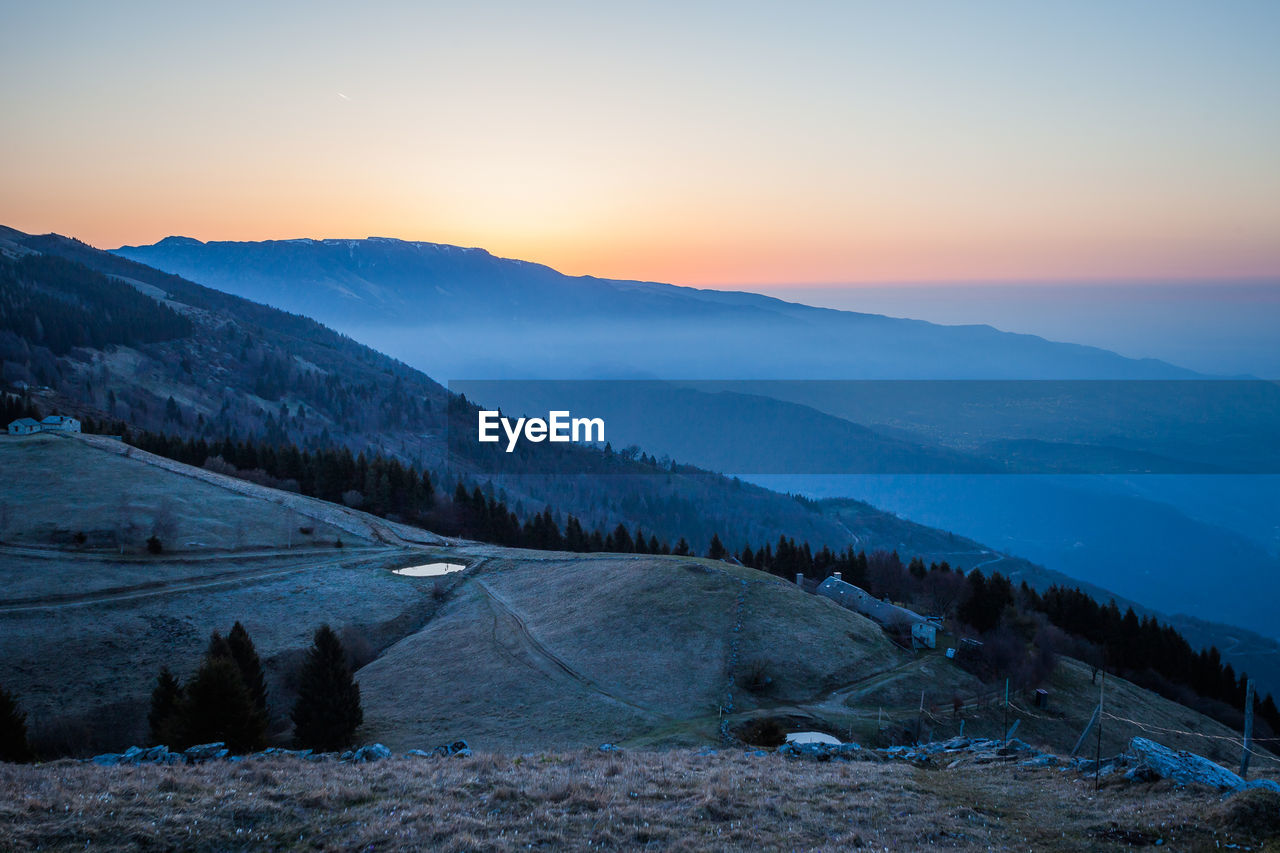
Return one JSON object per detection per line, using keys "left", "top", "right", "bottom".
{"left": 1241, "top": 678, "right": 1256, "bottom": 779}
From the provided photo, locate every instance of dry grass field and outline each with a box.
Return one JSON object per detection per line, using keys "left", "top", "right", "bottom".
{"left": 0, "top": 435, "right": 448, "bottom": 752}
{"left": 355, "top": 552, "right": 908, "bottom": 752}
{"left": 1, "top": 432, "right": 1272, "bottom": 796}
{"left": 0, "top": 433, "right": 361, "bottom": 553}
{"left": 1, "top": 750, "right": 1277, "bottom": 851}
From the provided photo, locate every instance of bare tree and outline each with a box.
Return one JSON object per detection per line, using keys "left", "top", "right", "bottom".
{"left": 113, "top": 498, "right": 138, "bottom": 554}
{"left": 151, "top": 499, "right": 178, "bottom": 547}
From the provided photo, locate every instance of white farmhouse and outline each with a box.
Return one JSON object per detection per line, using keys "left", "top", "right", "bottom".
{"left": 911, "top": 621, "right": 938, "bottom": 650}
{"left": 39, "top": 415, "right": 80, "bottom": 433}
{"left": 817, "top": 574, "right": 939, "bottom": 650}
{"left": 7, "top": 417, "right": 42, "bottom": 435}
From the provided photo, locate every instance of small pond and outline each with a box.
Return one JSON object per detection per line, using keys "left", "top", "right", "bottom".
{"left": 392, "top": 560, "right": 469, "bottom": 577}
{"left": 785, "top": 731, "right": 842, "bottom": 745}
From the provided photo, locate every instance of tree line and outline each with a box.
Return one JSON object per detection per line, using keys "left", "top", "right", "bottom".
{"left": 111, "top": 418, "right": 1280, "bottom": 744}
{"left": 3, "top": 403, "right": 1275, "bottom": 757}
{"left": 148, "top": 621, "right": 363, "bottom": 754}
{"left": 0, "top": 253, "right": 192, "bottom": 357}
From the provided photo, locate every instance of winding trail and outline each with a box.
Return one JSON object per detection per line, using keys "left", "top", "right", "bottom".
{"left": 0, "top": 553, "right": 387, "bottom": 613}
{"left": 474, "top": 577, "right": 663, "bottom": 717}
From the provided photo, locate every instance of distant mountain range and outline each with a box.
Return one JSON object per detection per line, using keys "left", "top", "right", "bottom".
{"left": 6, "top": 224, "right": 1279, "bottom": 696}
{"left": 113, "top": 236, "right": 1199, "bottom": 381}
{"left": 110, "top": 234, "right": 1280, "bottom": 660}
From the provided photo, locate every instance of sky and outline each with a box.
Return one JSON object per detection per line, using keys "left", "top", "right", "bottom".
{"left": 1, "top": 0, "right": 1278, "bottom": 286}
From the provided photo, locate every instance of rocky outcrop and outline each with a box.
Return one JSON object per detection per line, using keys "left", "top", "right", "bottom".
{"left": 87, "top": 740, "right": 469, "bottom": 766}
{"left": 1125, "top": 737, "right": 1280, "bottom": 793}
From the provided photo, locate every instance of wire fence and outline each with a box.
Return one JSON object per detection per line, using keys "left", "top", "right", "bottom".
{"left": 906, "top": 680, "right": 1280, "bottom": 772}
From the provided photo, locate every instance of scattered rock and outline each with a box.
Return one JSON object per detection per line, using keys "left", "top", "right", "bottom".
{"left": 184, "top": 742, "right": 229, "bottom": 763}
{"left": 598, "top": 743, "right": 621, "bottom": 753}
{"left": 432, "top": 740, "right": 472, "bottom": 757}
{"left": 777, "top": 741, "right": 863, "bottom": 761}
{"left": 1128, "top": 737, "right": 1245, "bottom": 791}
{"left": 1020, "top": 754, "right": 1058, "bottom": 768}
{"left": 353, "top": 743, "right": 392, "bottom": 762}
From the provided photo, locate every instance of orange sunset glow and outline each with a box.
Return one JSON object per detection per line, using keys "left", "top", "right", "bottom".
{"left": 2, "top": 1, "right": 1278, "bottom": 286}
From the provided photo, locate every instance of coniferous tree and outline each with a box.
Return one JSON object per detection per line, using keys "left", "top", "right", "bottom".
{"left": 0, "top": 684, "right": 33, "bottom": 763}
{"left": 707, "top": 533, "right": 726, "bottom": 560}
{"left": 148, "top": 667, "right": 184, "bottom": 747}
{"left": 177, "top": 632, "right": 267, "bottom": 753}
{"left": 291, "top": 625, "right": 363, "bottom": 752}
{"left": 227, "top": 621, "right": 268, "bottom": 717}
{"left": 179, "top": 655, "right": 265, "bottom": 752}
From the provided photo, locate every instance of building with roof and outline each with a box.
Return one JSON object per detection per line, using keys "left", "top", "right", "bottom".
{"left": 39, "top": 415, "right": 80, "bottom": 432}
{"left": 6, "top": 415, "right": 81, "bottom": 435}
{"left": 7, "top": 417, "right": 42, "bottom": 435}
{"left": 817, "top": 574, "right": 940, "bottom": 649}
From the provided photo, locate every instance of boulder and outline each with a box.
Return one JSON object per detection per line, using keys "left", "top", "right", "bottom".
{"left": 353, "top": 743, "right": 392, "bottom": 762}
{"left": 777, "top": 741, "right": 862, "bottom": 761}
{"left": 184, "top": 742, "right": 229, "bottom": 763}
{"left": 432, "top": 740, "right": 472, "bottom": 757}
{"left": 1128, "top": 737, "right": 1245, "bottom": 791}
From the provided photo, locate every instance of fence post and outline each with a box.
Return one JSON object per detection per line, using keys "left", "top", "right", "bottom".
{"left": 1072, "top": 703, "right": 1101, "bottom": 757}
{"left": 1095, "top": 669, "right": 1105, "bottom": 792}
{"left": 1002, "top": 678, "right": 1009, "bottom": 745}
{"left": 1240, "top": 679, "right": 1255, "bottom": 779}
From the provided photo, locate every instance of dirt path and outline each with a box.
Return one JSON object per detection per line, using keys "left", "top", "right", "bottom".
{"left": 0, "top": 542, "right": 383, "bottom": 563}
{"left": 0, "top": 552, "right": 394, "bottom": 613}
{"left": 71, "top": 433, "right": 449, "bottom": 549}
{"left": 474, "top": 578, "right": 664, "bottom": 717}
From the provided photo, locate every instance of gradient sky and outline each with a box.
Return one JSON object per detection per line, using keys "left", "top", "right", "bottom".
{"left": 2, "top": 0, "right": 1278, "bottom": 285}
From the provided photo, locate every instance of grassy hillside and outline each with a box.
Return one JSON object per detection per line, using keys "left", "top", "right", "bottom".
{"left": 6, "top": 225, "right": 1275, "bottom": 706}
{"left": 2, "top": 751, "right": 1278, "bottom": 851}
{"left": 0, "top": 433, "right": 443, "bottom": 753}
{"left": 356, "top": 551, "right": 905, "bottom": 751}
{"left": 0, "top": 433, "right": 360, "bottom": 557}
{"left": 0, "top": 431, "right": 1271, "bottom": 791}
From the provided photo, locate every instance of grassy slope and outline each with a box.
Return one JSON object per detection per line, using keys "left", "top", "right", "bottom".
{"left": 0, "top": 434, "right": 1268, "bottom": 780}
{"left": 0, "top": 434, "right": 442, "bottom": 749}
{"left": 16, "top": 228, "right": 1279, "bottom": 704}
{"left": 0, "top": 433, "right": 360, "bottom": 555}
{"left": 1, "top": 751, "right": 1277, "bottom": 851}
{"left": 355, "top": 552, "right": 907, "bottom": 752}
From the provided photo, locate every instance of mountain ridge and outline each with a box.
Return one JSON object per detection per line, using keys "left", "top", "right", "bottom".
{"left": 113, "top": 234, "right": 1199, "bottom": 380}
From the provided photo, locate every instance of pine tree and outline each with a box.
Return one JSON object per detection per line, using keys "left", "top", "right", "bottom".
{"left": 707, "top": 533, "right": 726, "bottom": 560}
{"left": 227, "top": 622, "right": 268, "bottom": 716}
{"left": 148, "top": 667, "right": 184, "bottom": 747}
{"left": 179, "top": 655, "right": 266, "bottom": 753}
{"left": 176, "top": 632, "right": 267, "bottom": 753}
{"left": 291, "top": 625, "right": 363, "bottom": 752}
{"left": 0, "top": 684, "right": 33, "bottom": 763}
